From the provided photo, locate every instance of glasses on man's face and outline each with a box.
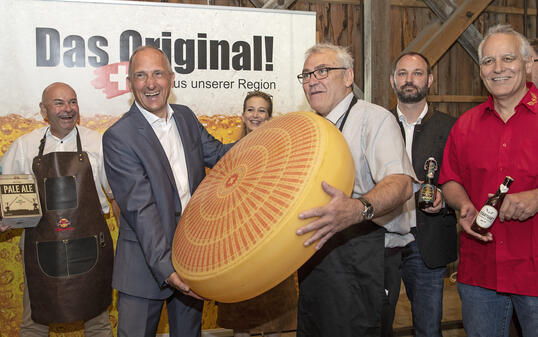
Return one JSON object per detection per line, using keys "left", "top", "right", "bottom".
{"left": 297, "top": 67, "right": 347, "bottom": 84}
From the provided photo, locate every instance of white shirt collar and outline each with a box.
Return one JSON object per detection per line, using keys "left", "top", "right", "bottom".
{"left": 325, "top": 92, "right": 354, "bottom": 125}
{"left": 396, "top": 103, "right": 428, "bottom": 126}
{"left": 45, "top": 126, "right": 78, "bottom": 142}
{"left": 136, "top": 102, "right": 174, "bottom": 125}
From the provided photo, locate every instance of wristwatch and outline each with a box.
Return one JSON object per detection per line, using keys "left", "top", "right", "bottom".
{"left": 358, "top": 196, "right": 374, "bottom": 220}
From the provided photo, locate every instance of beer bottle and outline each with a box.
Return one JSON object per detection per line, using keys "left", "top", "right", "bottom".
{"left": 471, "top": 176, "right": 514, "bottom": 235}
{"left": 418, "top": 157, "right": 438, "bottom": 209}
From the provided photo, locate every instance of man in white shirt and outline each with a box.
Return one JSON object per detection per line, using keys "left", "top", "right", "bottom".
{"left": 390, "top": 52, "right": 457, "bottom": 337}
{"left": 0, "top": 82, "right": 115, "bottom": 336}
{"left": 103, "top": 46, "right": 232, "bottom": 337}
{"left": 295, "top": 43, "right": 415, "bottom": 337}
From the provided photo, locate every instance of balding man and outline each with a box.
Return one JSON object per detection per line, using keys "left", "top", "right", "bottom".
{"left": 103, "top": 46, "right": 232, "bottom": 336}
{"left": 0, "top": 82, "right": 115, "bottom": 336}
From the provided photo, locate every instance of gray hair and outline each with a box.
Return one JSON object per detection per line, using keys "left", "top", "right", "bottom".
{"left": 304, "top": 43, "right": 354, "bottom": 69}
{"left": 478, "top": 24, "right": 532, "bottom": 62}
{"left": 128, "top": 45, "right": 173, "bottom": 79}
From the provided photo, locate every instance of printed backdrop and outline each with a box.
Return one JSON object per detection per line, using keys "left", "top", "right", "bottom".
{"left": 0, "top": 0, "right": 316, "bottom": 335}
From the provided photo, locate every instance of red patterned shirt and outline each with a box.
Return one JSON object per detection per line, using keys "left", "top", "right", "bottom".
{"left": 439, "top": 82, "right": 538, "bottom": 296}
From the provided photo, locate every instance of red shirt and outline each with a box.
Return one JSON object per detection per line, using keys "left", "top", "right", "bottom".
{"left": 439, "top": 83, "right": 538, "bottom": 296}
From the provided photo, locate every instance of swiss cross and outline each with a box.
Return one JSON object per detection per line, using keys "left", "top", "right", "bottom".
{"left": 109, "top": 64, "right": 128, "bottom": 91}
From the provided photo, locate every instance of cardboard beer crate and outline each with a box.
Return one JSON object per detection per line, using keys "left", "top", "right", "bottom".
{"left": 0, "top": 174, "right": 42, "bottom": 228}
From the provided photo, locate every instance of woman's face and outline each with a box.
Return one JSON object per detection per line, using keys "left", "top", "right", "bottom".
{"left": 242, "top": 96, "right": 270, "bottom": 132}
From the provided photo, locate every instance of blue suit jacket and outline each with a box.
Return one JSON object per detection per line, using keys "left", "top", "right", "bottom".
{"left": 103, "top": 103, "right": 232, "bottom": 299}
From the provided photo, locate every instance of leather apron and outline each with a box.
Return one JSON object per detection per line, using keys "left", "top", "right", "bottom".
{"left": 24, "top": 128, "right": 113, "bottom": 324}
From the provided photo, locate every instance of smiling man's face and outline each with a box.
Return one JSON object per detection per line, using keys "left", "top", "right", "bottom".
{"left": 128, "top": 48, "right": 174, "bottom": 119}
{"left": 40, "top": 83, "right": 79, "bottom": 139}
{"left": 480, "top": 33, "right": 532, "bottom": 101}
{"left": 302, "top": 49, "right": 353, "bottom": 116}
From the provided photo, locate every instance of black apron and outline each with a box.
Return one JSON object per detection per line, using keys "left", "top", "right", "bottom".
{"left": 24, "top": 128, "right": 113, "bottom": 324}
{"left": 297, "top": 97, "right": 385, "bottom": 337}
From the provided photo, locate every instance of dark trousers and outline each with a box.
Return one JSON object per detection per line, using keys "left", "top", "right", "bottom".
{"left": 117, "top": 291, "right": 203, "bottom": 337}
{"left": 401, "top": 239, "right": 446, "bottom": 337}
{"left": 382, "top": 246, "right": 404, "bottom": 337}
{"left": 297, "top": 222, "right": 385, "bottom": 337}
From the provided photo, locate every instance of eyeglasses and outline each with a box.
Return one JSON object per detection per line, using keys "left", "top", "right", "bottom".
{"left": 297, "top": 67, "right": 347, "bottom": 84}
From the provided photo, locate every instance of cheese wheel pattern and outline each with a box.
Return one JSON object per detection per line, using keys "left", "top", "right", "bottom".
{"left": 172, "top": 111, "right": 355, "bottom": 302}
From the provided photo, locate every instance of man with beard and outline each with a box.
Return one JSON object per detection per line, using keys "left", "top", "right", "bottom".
{"left": 389, "top": 52, "right": 457, "bottom": 337}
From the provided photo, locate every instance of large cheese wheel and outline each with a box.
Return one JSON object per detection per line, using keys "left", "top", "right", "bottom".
{"left": 172, "top": 111, "right": 355, "bottom": 303}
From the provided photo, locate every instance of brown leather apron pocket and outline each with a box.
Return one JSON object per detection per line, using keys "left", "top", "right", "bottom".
{"left": 45, "top": 176, "right": 78, "bottom": 210}
{"left": 36, "top": 236, "right": 99, "bottom": 277}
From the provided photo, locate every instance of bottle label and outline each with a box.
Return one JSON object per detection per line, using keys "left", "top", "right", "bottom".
{"left": 475, "top": 205, "right": 498, "bottom": 229}
{"left": 419, "top": 184, "right": 435, "bottom": 203}
{"left": 500, "top": 184, "right": 509, "bottom": 193}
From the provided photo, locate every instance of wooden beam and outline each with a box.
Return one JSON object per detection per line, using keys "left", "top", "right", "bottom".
{"left": 262, "top": 0, "right": 296, "bottom": 8}
{"left": 389, "top": 0, "right": 538, "bottom": 15}
{"left": 427, "top": 95, "right": 487, "bottom": 102}
{"left": 403, "top": 0, "right": 492, "bottom": 66}
{"left": 364, "top": 0, "right": 391, "bottom": 106}
{"left": 424, "top": 0, "right": 482, "bottom": 64}
{"left": 249, "top": 0, "right": 265, "bottom": 7}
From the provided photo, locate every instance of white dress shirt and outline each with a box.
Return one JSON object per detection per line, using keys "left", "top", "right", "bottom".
{"left": 0, "top": 126, "right": 112, "bottom": 213}
{"left": 325, "top": 93, "right": 417, "bottom": 248}
{"left": 137, "top": 102, "right": 191, "bottom": 211}
{"left": 396, "top": 103, "right": 429, "bottom": 229}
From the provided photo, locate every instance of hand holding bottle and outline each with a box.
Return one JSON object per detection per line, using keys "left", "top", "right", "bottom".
{"left": 471, "top": 176, "right": 513, "bottom": 236}
{"left": 422, "top": 188, "right": 443, "bottom": 214}
{"left": 498, "top": 189, "right": 538, "bottom": 222}
{"left": 459, "top": 201, "right": 493, "bottom": 242}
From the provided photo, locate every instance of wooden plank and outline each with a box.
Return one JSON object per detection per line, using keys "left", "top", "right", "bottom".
{"left": 364, "top": 0, "right": 391, "bottom": 106}
{"left": 262, "top": 0, "right": 296, "bottom": 8}
{"left": 403, "top": 0, "right": 492, "bottom": 66}
{"left": 389, "top": 0, "right": 538, "bottom": 16}
{"left": 249, "top": 0, "right": 265, "bottom": 7}
{"left": 424, "top": 0, "right": 482, "bottom": 64}
{"left": 427, "top": 95, "right": 487, "bottom": 102}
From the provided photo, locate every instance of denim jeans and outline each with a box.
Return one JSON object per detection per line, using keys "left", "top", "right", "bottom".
{"left": 401, "top": 239, "right": 446, "bottom": 337}
{"left": 458, "top": 282, "right": 538, "bottom": 337}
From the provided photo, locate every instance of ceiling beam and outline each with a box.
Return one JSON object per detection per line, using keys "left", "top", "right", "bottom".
{"left": 364, "top": 0, "right": 391, "bottom": 105}
{"left": 403, "top": 0, "right": 492, "bottom": 66}
{"left": 424, "top": 0, "right": 482, "bottom": 64}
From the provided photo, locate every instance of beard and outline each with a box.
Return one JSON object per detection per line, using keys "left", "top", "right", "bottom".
{"left": 395, "top": 82, "right": 429, "bottom": 103}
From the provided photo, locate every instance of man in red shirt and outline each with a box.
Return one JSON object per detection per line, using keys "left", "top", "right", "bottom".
{"left": 439, "top": 24, "right": 538, "bottom": 336}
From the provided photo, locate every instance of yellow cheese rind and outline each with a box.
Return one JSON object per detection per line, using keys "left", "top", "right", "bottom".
{"left": 172, "top": 111, "right": 355, "bottom": 302}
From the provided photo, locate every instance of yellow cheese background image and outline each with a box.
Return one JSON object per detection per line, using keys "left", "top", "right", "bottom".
{"left": 172, "top": 111, "right": 355, "bottom": 303}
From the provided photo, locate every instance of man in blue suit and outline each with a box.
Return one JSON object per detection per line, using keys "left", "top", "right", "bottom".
{"left": 103, "top": 45, "right": 232, "bottom": 337}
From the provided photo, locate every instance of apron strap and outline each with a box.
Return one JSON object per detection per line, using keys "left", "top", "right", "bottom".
{"left": 337, "top": 96, "right": 358, "bottom": 132}
{"left": 75, "top": 127, "right": 84, "bottom": 162}
{"left": 35, "top": 127, "right": 85, "bottom": 164}
{"left": 35, "top": 128, "right": 49, "bottom": 168}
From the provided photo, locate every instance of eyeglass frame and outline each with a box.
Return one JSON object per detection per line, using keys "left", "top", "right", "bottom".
{"left": 297, "top": 67, "right": 348, "bottom": 84}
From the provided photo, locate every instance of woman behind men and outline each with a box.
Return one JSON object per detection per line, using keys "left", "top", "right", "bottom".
{"left": 217, "top": 91, "right": 298, "bottom": 337}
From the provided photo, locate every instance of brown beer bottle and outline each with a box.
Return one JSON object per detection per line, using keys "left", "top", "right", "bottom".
{"left": 418, "top": 157, "right": 438, "bottom": 209}
{"left": 471, "top": 176, "right": 514, "bottom": 235}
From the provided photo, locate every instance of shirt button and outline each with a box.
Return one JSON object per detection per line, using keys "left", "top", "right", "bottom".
{"left": 499, "top": 167, "right": 503, "bottom": 172}
{"left": 502, "top": 143, "right": 507, "bottom": 148}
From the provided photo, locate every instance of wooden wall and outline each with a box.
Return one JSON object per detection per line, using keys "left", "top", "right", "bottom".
{"left": 130, "top": 0, "right": 537, "bottom": 117}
